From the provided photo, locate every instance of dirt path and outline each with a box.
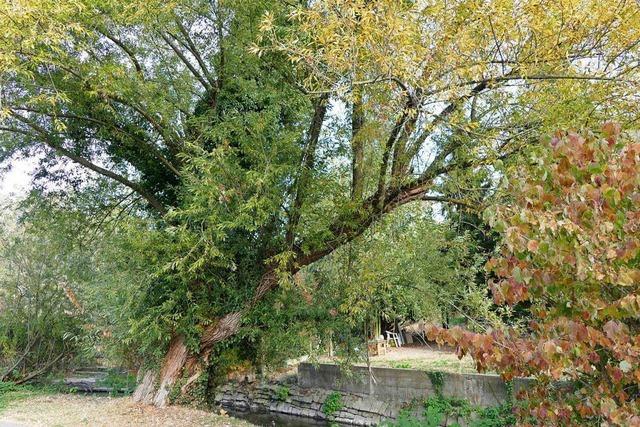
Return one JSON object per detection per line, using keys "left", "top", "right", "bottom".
{"left": 0, "top": 394, "right": 251, "bottom": 427}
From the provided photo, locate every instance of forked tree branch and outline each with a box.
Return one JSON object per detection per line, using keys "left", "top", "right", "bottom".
{"left": 6, "top": 112, "right": 168, "bottom": 216}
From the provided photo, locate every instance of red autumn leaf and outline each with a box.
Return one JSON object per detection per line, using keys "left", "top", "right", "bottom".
{"left": 429, "top": 126, "right": 640, "bottom": 424}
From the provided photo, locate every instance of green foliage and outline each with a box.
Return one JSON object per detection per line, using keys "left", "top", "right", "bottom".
{"left": 0, "top": 191, "right": 175, "bottom": 377}
{"left": 427, "top": 372, "right": 445, "bottom": 396}
{"left": 473, "top": 403, "right": 517, "bottom": 427}
{"left": 384, "top": 410, "right": 429, "bottom": 427}
{"left": 322, "top": 391, "right": 343, "bottom": 417}
{"left": 243, "top": 285, "right": 324, "bottom": 371}
{"left": 275, "top": 385, "right": 290, "bottom": 401}
{"left": 305, "top": 205, "right": 500, "bottom": 336}
{"left": 0, "top": 181, "right": 498, "bottom": 381}
{"left": 382, "top": 396, "right": 514, "bottom": 427}
{"left": 391, "top": 362, "right": 412, "bottom": 369}
{"left": 423, "top": 395, "right": 471, "bottom": 427}
{"left": 503, "top": 381, "right": 513, "bottom": 405}
{"left": 0, "top": 202, "right": 88, "bottom": 380}
{"left": 96, "top": 370, "right": 136, "bottom": 396}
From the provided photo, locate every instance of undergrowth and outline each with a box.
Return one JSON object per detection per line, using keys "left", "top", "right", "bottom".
{"left": 382, "top": 396, "right": 515, "bottom": 427}
{"left": 96, "top": 370, "right": 136, "bottom": 396}
{"left": 276, "top": 385, "right": 290, "bottom": 401}
{"left": 381, "top": 372, "right": 516, "bottom": 427}
{"left": 323, "top": 391, "right": 343, "bottom": 417}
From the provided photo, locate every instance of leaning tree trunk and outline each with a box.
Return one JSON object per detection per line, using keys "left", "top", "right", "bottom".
{"left": 132, "top": 270, "right": 277, "bottom": 407}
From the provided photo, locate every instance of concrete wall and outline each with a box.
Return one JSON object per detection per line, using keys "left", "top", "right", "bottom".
{"left": 298, "top": 363, "right": 532, "bottom": 407}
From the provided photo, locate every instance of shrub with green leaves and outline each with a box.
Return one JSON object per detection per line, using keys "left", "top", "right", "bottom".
{"left": 382, "top": 396, "right": 515, "bottom": 427}
{"left": 323, "top": 391, "right": 343, "bottom": 417}
{"left": 275, "top": 386, "right": 290, "bottom": 401}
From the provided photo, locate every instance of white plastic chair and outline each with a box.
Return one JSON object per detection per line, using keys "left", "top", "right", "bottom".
{"left": 386, "top": 330, "right": 402, "bottom": 347}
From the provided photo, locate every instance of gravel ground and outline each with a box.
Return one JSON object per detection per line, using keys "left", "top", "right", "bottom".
{"left": 0, "top": 394, "right": 252, "bottom": 427}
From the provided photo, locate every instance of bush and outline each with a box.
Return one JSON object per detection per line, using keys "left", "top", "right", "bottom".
{"left": 323, "top": 391, "right": 343, "bottom": 417}
{"left": 0, "top": 208, "right": 86, "bottom": 382}
{"left": 429, "top": 125, "right": 640, "bottom": 424}
{"left": 0, "top": 197, "right": 161, "bottom": 383}
{"left": 382, "top": 396, "right": 515, "bottom": 427}
{"left": 275, "top": 385, "right": 290, "bottom": 401}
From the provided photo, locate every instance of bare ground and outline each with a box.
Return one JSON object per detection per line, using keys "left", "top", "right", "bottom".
{"left": 0, "top": 394, "right": 251, "bottom": 427}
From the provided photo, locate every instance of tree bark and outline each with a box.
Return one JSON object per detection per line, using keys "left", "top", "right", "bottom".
{"left": 131, "top": 271, "right": 275, "bottom": 407}
{"left": 351, "top": 85, "right": 365, "bottom": 201}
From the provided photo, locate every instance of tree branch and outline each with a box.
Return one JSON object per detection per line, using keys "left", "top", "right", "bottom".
{"left": 14, "top": 353, "right": 64, "bottom": 385}
{"left": 376, "top": 90, "right": 421, "bottom": 207}
{"left": 407, "top": 80, "right": 492, "bottom": 172}
{"left": 375, "top": 106, "right": 410, "bottom": 209}
{"left": 286, "top": 94, "right": 328, "bottom": 246}
{"left": 174, "top": 20, "right": 217, "bottom": 89}
{"left": 105, "top": 94, "right": 182, "bottom": 154}
{"left": 351, "top": 83, "right": 365, "bottom": 201}
{"left": 160, "top": 32, "right": 212, "bottom": 92}
{"left": 49, "top": 63, "right": 182, "bottom": 153}
{"left": 11, "top": 106, "right": 181, "bottom": 177}
{"left": 7, "top": 112, "right": 167, "bottom": 216}
{"left": 1, "top": 334, "right": 40, "bottom": 382}
{"left": 98, "top": 28, "right": 145, "bottom": 79}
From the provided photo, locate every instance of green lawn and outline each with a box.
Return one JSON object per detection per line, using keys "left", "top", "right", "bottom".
{"left": 368, "top": 357, "right": 480, "bottom": 374}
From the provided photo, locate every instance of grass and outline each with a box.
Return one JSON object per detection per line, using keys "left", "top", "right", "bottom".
{"left": 95, "top": 369, "right": 137, "bottom": 395}
{"left": 0, "top": 381, "right": 58, "bottom": 413}
{"left": 370, "top": 357, "right": 479, "bottom": 374}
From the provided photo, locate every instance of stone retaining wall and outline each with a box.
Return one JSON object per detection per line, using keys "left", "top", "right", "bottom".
{"left": 214, "top": 381, "right": 404, "bottom": 426}
{"left": 214, "top": 363, "right": 533, "bottom": 425}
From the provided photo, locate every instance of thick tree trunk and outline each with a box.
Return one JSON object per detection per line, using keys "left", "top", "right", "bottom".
{"left": 132, "top": 271, "right": 276, "bottom": 407}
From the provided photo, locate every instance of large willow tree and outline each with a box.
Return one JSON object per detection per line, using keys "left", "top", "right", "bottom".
{"left": 1, "top": 0, "right": 638, "bottom": 406}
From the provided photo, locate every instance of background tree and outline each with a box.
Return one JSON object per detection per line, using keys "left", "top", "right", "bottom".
{"left": 0, "top": 194, "right": 156, "bottom": 382}
{"left": 1, "top": 0, "right": 639, "bottom": 405}
{"left": 429, "top": 125, "right": 640, "bottom": 425}
{"left": 0, "top": 204, "right": 82, "bottom": 383}
{"left": 306, "top": 204, "right": 500, "bottom": 334}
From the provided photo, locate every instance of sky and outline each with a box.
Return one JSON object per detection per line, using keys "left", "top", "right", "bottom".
{"left": 0, "top": 157, "right": 36, "bottom": 202}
